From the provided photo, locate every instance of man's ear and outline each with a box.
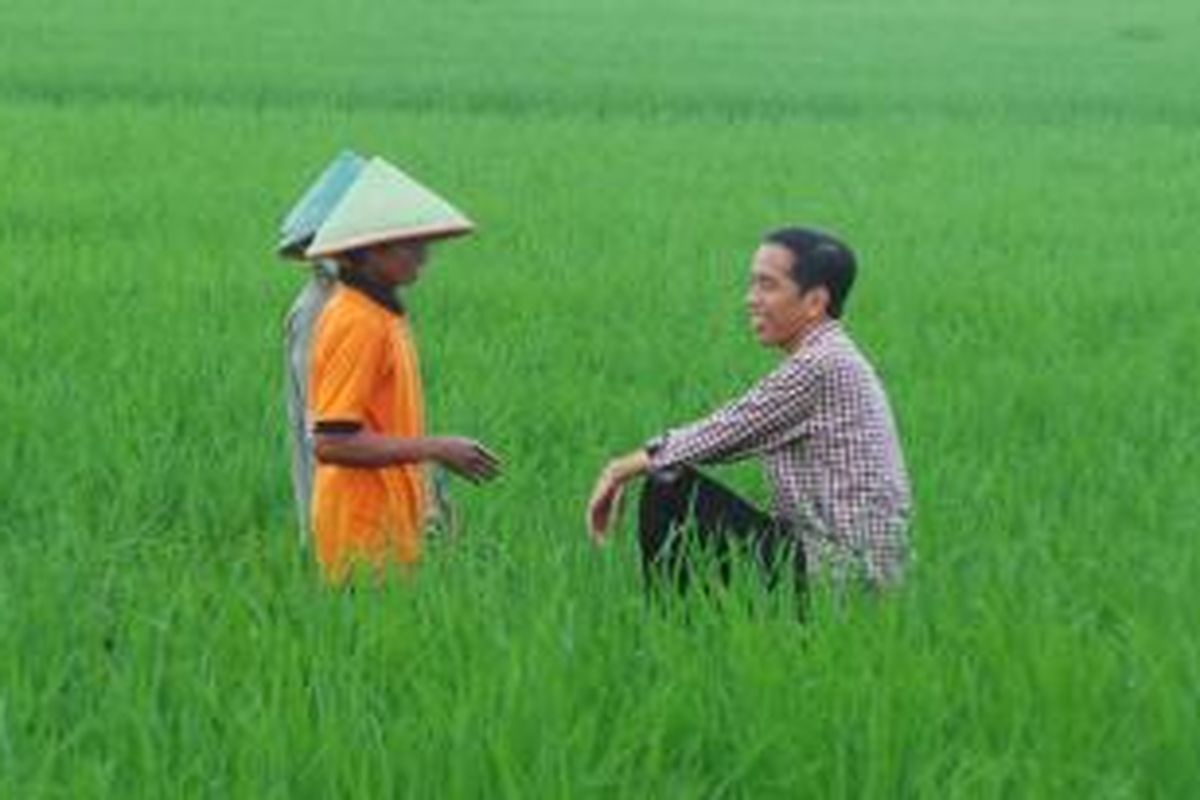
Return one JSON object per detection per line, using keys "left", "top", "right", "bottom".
{"left": 801, "top": 285, "right": 831, "bottom": 319}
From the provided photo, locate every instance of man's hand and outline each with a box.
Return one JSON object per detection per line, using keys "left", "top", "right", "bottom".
{"left": 587, "top": 466, "right": 627, "bottom": 544}
{"left": 431, "top": 437, "right": 502, "bottom": 483}
{"left": 586, "top": 450, "right": 651, "bottom": 543}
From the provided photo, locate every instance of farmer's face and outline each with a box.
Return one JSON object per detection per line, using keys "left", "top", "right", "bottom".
{"left": 745, "top": 243, "right": 828, "bottom": 351}
{"left": 364, "top": 239, "right": 430, "bottom": 287}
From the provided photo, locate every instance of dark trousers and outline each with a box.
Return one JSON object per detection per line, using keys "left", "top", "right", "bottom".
{"left": 637, "top": 466, "right": 806, "bottom": 599}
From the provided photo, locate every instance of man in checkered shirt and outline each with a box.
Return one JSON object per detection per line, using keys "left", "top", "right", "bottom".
{"left": 587, "top": 227, "right": 911, "bottom": 589}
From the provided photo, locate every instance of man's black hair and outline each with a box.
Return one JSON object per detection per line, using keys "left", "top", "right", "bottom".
{"left": 763, "top": 227, "right": 857, "bottom": 319}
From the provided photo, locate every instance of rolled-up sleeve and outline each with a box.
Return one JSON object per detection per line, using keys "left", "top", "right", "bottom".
{"left": 648, "top": 356, "right": 822, "bottom": 470}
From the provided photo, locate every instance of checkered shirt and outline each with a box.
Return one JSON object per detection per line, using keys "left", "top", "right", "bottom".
{"left": 648, "top": 319, "right": 912, "bottom": 587}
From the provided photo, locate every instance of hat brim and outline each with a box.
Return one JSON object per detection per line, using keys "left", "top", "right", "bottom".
{"left": 304, "top": 221, "right": 475, "bottom": 259}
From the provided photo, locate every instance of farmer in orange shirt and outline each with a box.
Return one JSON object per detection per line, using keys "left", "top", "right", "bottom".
{"left": 304, "top": 156, "right": 501, "bottom": 582}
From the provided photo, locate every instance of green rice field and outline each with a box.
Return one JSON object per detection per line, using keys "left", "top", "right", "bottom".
{"left": 1, "top": 0, "right": 1198, "bottom": 796}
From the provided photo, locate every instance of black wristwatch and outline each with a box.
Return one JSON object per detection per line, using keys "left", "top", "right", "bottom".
{"left": 644, "top": 434, "right": 666, "bottom": 458}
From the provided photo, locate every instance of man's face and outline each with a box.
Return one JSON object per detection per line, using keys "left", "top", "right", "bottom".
{"left": 364, "top": 239, "right": 430, "bottom": 287}
{"left": 745, "top": 243, "right": 825, "bottom": 349}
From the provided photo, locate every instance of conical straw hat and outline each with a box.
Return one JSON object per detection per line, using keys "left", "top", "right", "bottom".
{"left": 276, "top": 150, "right": 367, "bottom": 260}
{"left": 304, "top": 157, "right": 474, "bottom": 259}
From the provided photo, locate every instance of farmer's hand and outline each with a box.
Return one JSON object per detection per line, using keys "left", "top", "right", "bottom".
{"left": 432, "top": 437, "right": 502, "bottom": 483}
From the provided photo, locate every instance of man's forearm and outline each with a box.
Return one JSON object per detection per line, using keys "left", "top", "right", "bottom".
{"left": 314, "top": 431, "right": 438, "bottom": 468}
{"left": 646, "top": 415, "right": 748, "bottom": 471}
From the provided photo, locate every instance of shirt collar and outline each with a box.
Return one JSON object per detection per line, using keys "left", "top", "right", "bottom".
{"left": 338, "top": 271, "right": 405, "bottom": 316}
{"left": 791, "top": 318, "right": 841, "bottom": 353}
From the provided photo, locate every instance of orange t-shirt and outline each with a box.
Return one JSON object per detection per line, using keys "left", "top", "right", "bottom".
{"left": 308, "top": 285, "right": 427, "bottom": 581}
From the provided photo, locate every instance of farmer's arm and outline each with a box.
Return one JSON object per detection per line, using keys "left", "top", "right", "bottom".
{"left": 310, "top": 316, "right": 499, "bottom": 481}
{"left": 314, "top": 430, "right": 500, "bottom": 482}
